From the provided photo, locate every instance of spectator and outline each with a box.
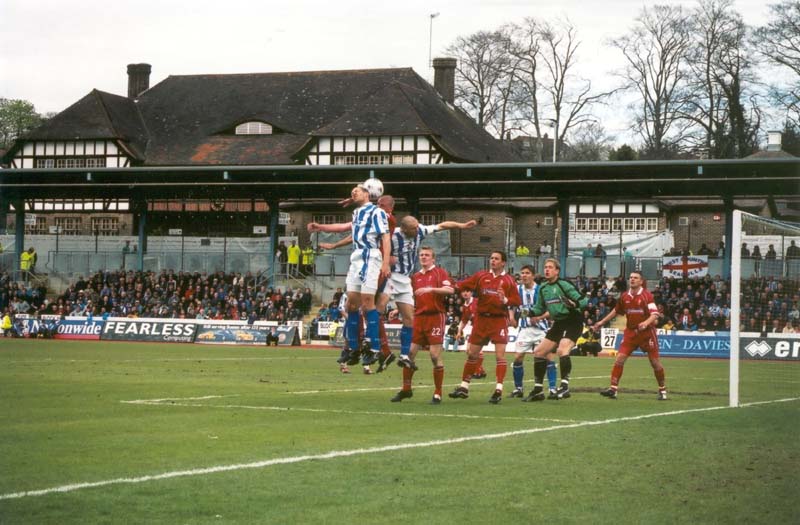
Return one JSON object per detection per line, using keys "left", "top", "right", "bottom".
{"left": 741, "top": 243, "right": 751, "bottom": 257}
{"left": 765, "top": 244, "right": 777, "bottom": 260}
{"left": 716, "top": 241, "right": 725, "bottom": 257}
{"left": 287, "top": 241, "right": 301, "bottom": 277}
{"left": 787, "top": 240, "right": 800, "bottom": 259}
{"left": 697, "top": 243, "right": 712, "bottom": 255}
{"left": 515, "top": 243, "right": 530, "bottom": 256}
{"left": 539, "top": 241, "right": 552, "bottom": 256}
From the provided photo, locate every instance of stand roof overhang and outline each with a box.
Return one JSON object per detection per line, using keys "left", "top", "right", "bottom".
{"left": 1, "top": 158, "right": 797, "bottom": 202}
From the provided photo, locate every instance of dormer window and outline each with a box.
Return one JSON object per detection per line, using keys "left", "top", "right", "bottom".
{"left": 235, "top": 121, "right": 273, "bottom": 135}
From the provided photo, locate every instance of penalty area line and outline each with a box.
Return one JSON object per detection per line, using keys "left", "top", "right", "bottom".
{"left": 3, "top": 396, "right": 797, "bottom": 501}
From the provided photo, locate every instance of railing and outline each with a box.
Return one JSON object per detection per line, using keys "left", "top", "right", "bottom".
{"left": 40, "top": 250, "right": 800, "bottom": 282}
{"left": 46, "top": 250, "right": 271, "bottom": 277}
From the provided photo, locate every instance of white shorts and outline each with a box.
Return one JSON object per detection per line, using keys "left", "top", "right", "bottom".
{"left": 346, "top": 248, "right": 383, "bottom": 294}
{"left": 384, "top": 273, "right": 414, "bottom": 306}
{"left": 515, "top": 327, "right": 547, "bottom": 353}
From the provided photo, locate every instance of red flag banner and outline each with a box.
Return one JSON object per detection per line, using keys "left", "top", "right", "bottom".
{"left": 662, "top": 255, "right": 709, "bottom": 279}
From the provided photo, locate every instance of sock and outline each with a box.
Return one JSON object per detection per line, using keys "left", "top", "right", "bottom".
{"left": 461, "top": 357, "right": 478, "bottom": 384}
{"left": 433, "top": 365, "right": 444, "bottom": 397}
{"left": 559, "top": 355, "right": 572, "bottom": 386}
{"left": 400, "top": 326, "right": 413, "bottom": 357}
{"left": 346, "top": 311, "right": 360, "bottom": 352}
{"left": 546, "top": 360, "right": 557, "bottom": 391}
{"left": 611, "top": 362, "right": 624, "bottom": 387}
{"left": 379, "top": 318, "right": 391, "bottom": 357}
{"left": 533, "top": 356, "right": 547, "bottom": 389}
{"left": 365, "top": 309, "right": 380, "bottom": 352}
{"left": 476, "top": 351, "right": 485, "bottom": 373}
{"left": 513, "top": 361, "right": 524, "bottom": 389}
{"left": 654, "top": 367, "right": 666, "bottom": 389}
{"left": 402, "top": 366, "right": 415, "bottom": 391}
{"left": 495, "top": 358, "right": 507, "bottom": 387}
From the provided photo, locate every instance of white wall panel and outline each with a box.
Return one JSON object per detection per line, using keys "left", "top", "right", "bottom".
{"left": 317, "top": 154, "right": 330, "bottom": 166}
{"left": 332, "top": 138, "right": 344, "bottom": 152}
{"left": 391, "top": 136, "right": 402, "bottom": 150}
{"left": 318, "top": 138, "right": 330, "bottom": 151}
{"left": 369, "top": 137, "right": 380, "bottom": 150}
{"left": 357, "top": 137, "right": 367, "bottom": 151}
{"left": 45, "top": 142, "right": 55, "bottom": 155}
{"left": 417, "top": 136, "right": 429, "bottom": 149}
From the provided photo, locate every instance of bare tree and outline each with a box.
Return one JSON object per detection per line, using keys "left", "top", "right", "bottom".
{"left": 611, "top": 5, "right": 693, "bottom": 159}
{"left": 447, "top": 30, "right": 518, "bottom": 136}
{"left": 561, "top": 122, "right": 615, "bottom": 161}
{"left": 752, "top": 1, "right": 800, "bottom": 125}
{"left": 508, "top": 18, "right": 615, "bottom": 161}
{"left": 684, "top": 0, "right": 760, "bottom": 157}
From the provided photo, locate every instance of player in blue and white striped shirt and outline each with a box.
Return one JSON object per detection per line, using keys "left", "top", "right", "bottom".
{"left": 310, "top": 185, "right": 391, "bottom": 363}
{"left": 511, "top": 265, "right": 558, "bottom": 399}
{"left": 381, "top": 215, "right": 477, "bottom": 369}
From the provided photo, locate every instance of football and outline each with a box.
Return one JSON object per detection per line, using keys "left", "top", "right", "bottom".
{"left": 362, "top": 177, "right": 384, "bottom": 200}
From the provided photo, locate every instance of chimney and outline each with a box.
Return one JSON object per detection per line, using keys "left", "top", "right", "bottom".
{"left": 432, "top": 57, "right": 457, "bottom": 105}
{"left": 127, "top": 63, "right": 151, "bottom": 99}
{"left": 766, "top": 130, "right": 782, "bottom": 152}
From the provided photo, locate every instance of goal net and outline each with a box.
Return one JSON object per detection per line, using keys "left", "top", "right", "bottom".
{"left": 730, "top": 210, "right": 800, "bottom": 407}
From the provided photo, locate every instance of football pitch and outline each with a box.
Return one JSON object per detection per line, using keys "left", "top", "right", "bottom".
{"left": 1, "top": 340, "right": 797, "bottom": 524}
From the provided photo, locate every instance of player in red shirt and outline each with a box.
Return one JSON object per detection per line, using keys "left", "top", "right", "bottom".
{"left": 449, "top": 251, "right": 521, "bottom": 404}
{"left": 592, "top": 271, "right": 667, "bottom": 400}
{"left": 390, "top": 246, "right": 454, "bottom": 404}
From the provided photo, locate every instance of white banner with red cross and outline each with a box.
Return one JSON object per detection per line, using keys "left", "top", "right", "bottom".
{"left": 662, "top": 255, "right": 709, "bottom": 278}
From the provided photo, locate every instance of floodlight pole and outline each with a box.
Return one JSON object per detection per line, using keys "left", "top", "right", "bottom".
{"left": 429, "top": 13, "right": 440, "bottom": 69}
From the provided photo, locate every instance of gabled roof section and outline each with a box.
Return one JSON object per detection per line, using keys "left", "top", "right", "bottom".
{"left": 312, "top": 82, "right": 433, "bottom": 136}
{"left": 19, "top": 90, "right": 148, "bottom": 160}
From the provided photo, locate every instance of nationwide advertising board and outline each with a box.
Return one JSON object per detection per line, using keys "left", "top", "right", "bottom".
{"left": 101, "top": 319, "right": 197, "bottom": 343}
{"left": 13, "top": 314, "right": 105, "bottom": 340}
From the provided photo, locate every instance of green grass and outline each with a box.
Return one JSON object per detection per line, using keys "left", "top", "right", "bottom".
{"left": 0, "top": 339, "right": 797, "bottom": 524}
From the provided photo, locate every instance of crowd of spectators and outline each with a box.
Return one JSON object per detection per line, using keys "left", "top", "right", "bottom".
{"left": 4, "top": 265, "right": 799, "bottom": 336}
{"left": 2, "top": 270, "right": 314, "bottom": 323}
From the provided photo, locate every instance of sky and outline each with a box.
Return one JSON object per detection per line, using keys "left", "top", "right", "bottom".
{"left": 0, "top": 0, "right": 775, "bottom": 144}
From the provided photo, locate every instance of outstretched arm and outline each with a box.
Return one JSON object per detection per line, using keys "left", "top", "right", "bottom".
{"left": 307, "top": 221, "right": 351, "bottom": 233}
{"left": 320, "top": 235, "right": 354, "bottom": 251}
{"left": 436, "top": 219, "right": 478, "bottom": 231}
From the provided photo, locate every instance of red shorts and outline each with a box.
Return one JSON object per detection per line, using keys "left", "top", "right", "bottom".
{"left": 468, "top": 315, "right": 509, "bottom": 346}
{"left": 618, "top": 328, "right": 659, "bottom": 358}
{"left": 412, "top": 313, "right": 446, "bottom": 346}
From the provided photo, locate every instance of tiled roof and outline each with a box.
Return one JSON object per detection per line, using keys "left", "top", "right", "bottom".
{"left": 9, "top": 67, "right": 518, "bottom": 165}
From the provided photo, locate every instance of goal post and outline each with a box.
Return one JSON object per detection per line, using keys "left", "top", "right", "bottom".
{"left": 730, "top": 210, "right": 800, "bottom": 407}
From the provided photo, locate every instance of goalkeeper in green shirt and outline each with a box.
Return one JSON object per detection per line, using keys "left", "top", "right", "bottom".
{"left": 524, "top": 258, "right": 588, "bottom": 402}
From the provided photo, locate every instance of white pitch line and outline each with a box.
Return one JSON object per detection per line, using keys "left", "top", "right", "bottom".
{"left": 4, "top": 356, "right": 332, "bottom": 365}
{"left": 123, "top": 399, "right": 578, "bottom": 424}
{"left": 3, "top": 397, "right": 797, "bottom": 501}
{"left": 122, "top": 395, "right": 238, "bottom": 404}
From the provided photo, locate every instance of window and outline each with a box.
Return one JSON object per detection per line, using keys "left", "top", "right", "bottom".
{"left": 420, "top": 213, "right": 444, "bottom": 225}
{"left": 235, "top": 122, "right": 273, "bottom": 135}
{"left": 611, "top": 218, "right": 622, "bottom": 231}
{"left": 312, "top": 214, "right": 347, "bottom": 225}
{"left": 623, "top": 218, "right": 635, "bottom": 231}
{"left": 92, "top": 217, "right": 120, "bottom": 236}
{"left": 599, "top": 218, "right": 610, "bottom": 231}
{"left": 635, "top": 218, "right": 646, "bottom": 231}
{"left": 576, "top": 218, "right": 587, "bottom": 231}
{"left": 55, "top": 217, "right": 82, "bottom": 235}
{"left": 333, "top": 154, "right": 412, "bottom": 165}
{"left": 647, "top": 218, "right": 658, "bottom": 231}
{"left": 588, "top": 218, "right": 598, "bottom": 231}
{"left": 543, "top": 216, "right": 554, "bottom": 226}
{"left": 36, "top": 158, "right": 106, "bottom": 168}
{"left": 25, "top": 216, "right": 48, "bottom": 235}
